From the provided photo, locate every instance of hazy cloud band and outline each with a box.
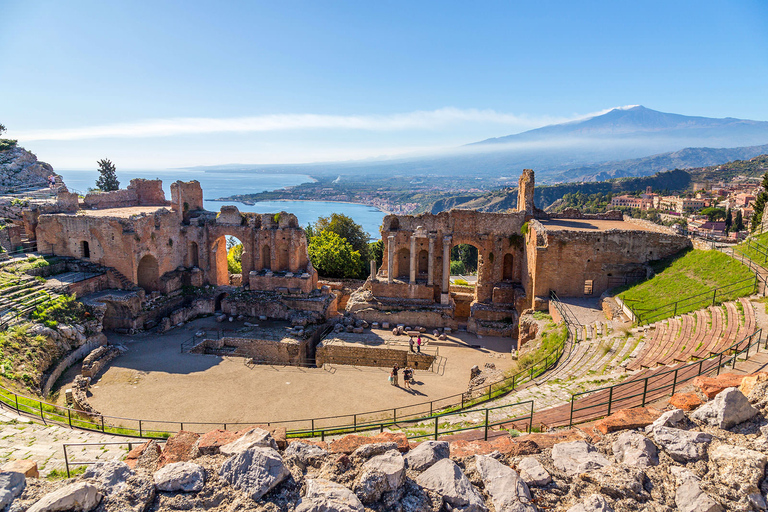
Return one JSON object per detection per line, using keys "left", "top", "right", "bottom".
{"left": 14, "top": 106, "right": 638, "bottom": 141}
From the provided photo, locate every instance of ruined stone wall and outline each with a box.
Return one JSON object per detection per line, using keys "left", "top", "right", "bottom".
{"left": 83, "top": 179, "right": 169, "bottom": 209}
{"left": 191, "top": 336, "right": 308, "bottom": 365}
{"left": 315, "top": 342, "right": 435, "bottom": 370}
{"left": 549, "top": 209, "right": 624, "bottom": 221}
{"left": 517, "top": 168, "right": 535, "bottom": 213}
{"left": 527, "top": 221, "right": 692, "bottom": 301}
{"left": 377, "top": 209, "right": 527, "bottom": 304}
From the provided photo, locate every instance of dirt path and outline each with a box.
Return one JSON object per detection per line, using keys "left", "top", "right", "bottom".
{"left": 55, "top": 317, "right": 515, "bottom": 432}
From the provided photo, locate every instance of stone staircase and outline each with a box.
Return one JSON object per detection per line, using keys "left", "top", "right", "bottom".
{"left": 0, "top": 272, "right": 58, "bottom": 327}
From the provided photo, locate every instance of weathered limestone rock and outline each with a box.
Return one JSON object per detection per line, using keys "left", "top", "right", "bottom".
{"left": 581, "top": 465, "right": 648, "bottom": 502}
{"left": 644, "top": 408, "right": 685, "bottom": 433}
{"left": 594, "top": 407, "right": 660, "bottom": 434}
{"left": 517, "top": 457, "right": 551, "bottom": 486}
{"left": 296, "top": 478, "right": 364, "bottom": 512}
{"left": 195, "top": 429, "right": 241, "bottom": 455}
{"left": 475, "top": 455, "right": 535, "bottom": 512}
{"left": 650, "top": 427, "right": 711, "bottom": 462}
{"left": 354, "top": 450, "right": 405, "bottom": 503}
{"left": 415, "top": 459, "right": 487, "bottom": 512}
{"left": 739, "top": 372, "right": 768, "bottom": 396}
{"left": 328, "top": 433, "right": 409, "bottom": 454}
{"left": 691, "top": 387, "right": 758, "bottom": 429}
{"left": 219, "top": 428, "right": 278, "bottom": 455}
{"left": 82, "top": 461, "right": 132, "bottom": 494}
{"left": 672, "top": 467, "right": 724, "bottom": 512}
{"left": 404, "top": 441, "right": 450, "bottom": 471}
{"left": 566, "top": 494, "right": 614, "bottom": 512}
{"left": 27, "top": 482, "right": 102, "bottom": 512}
{"left": 157, "top": 431, "right": 200, "bottom": 468}
{"left": 612, "top": 431, "right": 658, "bottom": 467}
{"left": 219, "top": 447, "right": 290, "bottom": 501}
{"left": 284, "top": 441, "right": 328, "bottom": 468}
{"left": 153, "top": 461, "right": 205, "bottom": 492}
{"left": 0, "top": 471, "right": 25, "bottom": 510}
{"left": 709, "top": 444, "right": 767, "bottom": 492}
{"left": 551, "top": 441, "right": 611, "bottom": 476}
{"left": 1, "top": 460, "right": 38, "bottom": 478}
{"left": 351, "top": 442, "right": 398, "bottom": 460}
{"left": 125, "top": 440, "right": 162, "bottom": 471}
{"left": 692, "top": 373, "right": 745, "bottom": 399}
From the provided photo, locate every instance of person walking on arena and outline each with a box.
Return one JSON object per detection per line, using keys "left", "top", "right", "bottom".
{"left": 416, "top": 335, "right": 422, "bottom": 353}
{"left": 392, "top": 365, "right": 399, "bottom": 387}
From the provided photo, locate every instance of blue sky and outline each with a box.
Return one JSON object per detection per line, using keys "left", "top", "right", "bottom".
{"left": 1, "top": 1, "right": 767, "bottom": 169}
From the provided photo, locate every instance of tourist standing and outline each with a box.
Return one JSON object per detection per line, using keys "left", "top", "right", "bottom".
{"left": 392, "top": 365, "right": 399, "bottom": 387}
{"left": 416, "top": 335, "right": 422, "bottom": 353}
{"left": 403, "top": 367, "right": 412, "bottom": 389}
{"left": 409, "top": 337, "right": 414, "bottom": 352}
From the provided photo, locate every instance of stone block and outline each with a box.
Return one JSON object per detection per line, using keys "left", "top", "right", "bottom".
{"left": 157, "top": 431, "right": 200, "bottom": 468}
{"left": 2, "top": 460, "right": 38, "bottom": 478}
{"left": 329, "top": 433, "right": 409, "bottom": 455}
{"left": 594, "top": 407, "right": 661, "bottom": 434}
{"left": 669, "top": 392, "right": 703, "bottom": 411}
{"left": 739, "top": 372, "right": 768, "bottom": 397}
{"left": 692, "top": 372, "right": 745, "bottom": 399}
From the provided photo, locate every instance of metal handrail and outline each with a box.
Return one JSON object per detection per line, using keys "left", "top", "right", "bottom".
{"left": 567, "top": 328, "right": 763, "bottom": 427}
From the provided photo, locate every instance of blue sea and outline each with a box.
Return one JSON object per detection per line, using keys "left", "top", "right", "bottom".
{"left": 56, "top": 169, "right": 387, "bottom": 238}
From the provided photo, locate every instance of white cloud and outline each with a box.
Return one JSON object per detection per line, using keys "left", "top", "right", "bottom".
{"left": 13, "top": 106, "right": 630, "bottom": 142}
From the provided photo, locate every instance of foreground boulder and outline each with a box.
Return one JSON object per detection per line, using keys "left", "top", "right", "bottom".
{"left": 567, "top": 494, "right": 614, "bottom": 512}
{"left": 517, "top": 457, "right": 551, "bottom": 487}
{"left": 611, "top": 432, "right": 658, "bottom": 467}
{"left": 404, "top": 441, "right": 449, "bottom": 471}
{"left": 709, "top": 444, "right": 767, "bottom": 493}
{"left": 296, "top": 478, "right": 364, "bottom": 512}
{"left": 415, "top": 459, "right": 487, "bottom": 512}
{"left": 672, "top": 467, "right": 723, "bottom": 512}
{"left": 691, "top": 387, "right": 758, "bottom": 429}
{"left": 153, "top": 461, "right": 206, "bottom": 492}
{"left": 157, "top": 431, "right": 200, "bottom": 468}
{"left": 354, "top": 449, "right": 405, "bottom": 503}
{"left": 285, "top": 441, "right": 328, "bottom": 468}
{"left": 475, "top": 455, "right": 535, "bottom": 512}
{"left": 0, "top": 471, "right": 25, "bottom": 510}
{"left": 693, "top": 373, "right": 745, "bottom": 399}
{"left": 82, "top": 461, "right": 132, "bottom": 495}
{"left": 219, "top": 447, "right": 290, "bottom": 501}
{"left": 649, "top": 426, "right": 711, "bottom": 462}
{"left": 219, "top": 428, "right": 278, "bottom": 455}
{"left": 551, "top": 441, "right": 611, "bottom": 476}
{"left": 594, "top": 407, "right": 660, "bottom": 434}
{"left": 27, "top": 482, "right": 102, "bottom": 512}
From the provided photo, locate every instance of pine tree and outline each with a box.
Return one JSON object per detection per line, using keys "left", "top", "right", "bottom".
{"left": 735, "top": 210, "right": 744, "bottom": 232}
{"left": 95, "top": 158, "right": 119, "bottom": 191}
{"left": 751, "top": 171, "right": 768, "bottom": 232}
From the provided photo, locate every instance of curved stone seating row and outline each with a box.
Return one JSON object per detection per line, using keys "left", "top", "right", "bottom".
{"left": 626, "top": 299, "right": 754, "bottom": 371}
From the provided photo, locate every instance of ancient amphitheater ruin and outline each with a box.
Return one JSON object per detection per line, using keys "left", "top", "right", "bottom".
{"left": 3, "top": 167, "right": 768, "bottom": 511}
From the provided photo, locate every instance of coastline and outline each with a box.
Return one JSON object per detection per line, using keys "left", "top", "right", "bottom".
{"left": 209, "top": 196, "right": 392, "bottom": 215}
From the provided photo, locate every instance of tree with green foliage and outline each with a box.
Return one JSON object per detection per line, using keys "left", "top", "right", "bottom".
{"left": 701, "top": 207, "right": 726, "bottom": 222}
{"left": 734, "top": 210, "right": 744, "bottom": 232}
{"left": 308, "top": 231, "right": 362, "bottom": 278}
{"left": 95, "top": 158, "right": 119, "bottom": 191}
{"left": 368, "top": 240, "right": 383, "bottom": 268}
{"left": 752, "top": 172, "right": 768, "bottom": 232}
{"left": 725, "top": 207, "right": 732, "bottom": 232}
{"left": 307, "top": 213, "right": 370, "bottom": 278}
{"left": 451, "top": 244, "right": 478, "bottom": 274}
{"left": 227, "top": 243, "right": 243, "bottom": 274}
{"left": 0, "top": 124, "right": 5, "bottom": 136}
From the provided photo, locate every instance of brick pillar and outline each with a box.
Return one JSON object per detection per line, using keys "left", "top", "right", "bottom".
{"left": 427, "top": 235, "right": 435, "bottom": 286}
{"left": 409, "top": 235, "right": 417, "bottom": 284}
{"left": 441, "top": 235, "right": 452, "bottom": 304}
{"left": 387, "top": 235, "right": 395, "bottom": 284}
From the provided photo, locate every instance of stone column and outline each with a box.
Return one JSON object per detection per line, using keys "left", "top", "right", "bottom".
{"left": 370, "top": 259, "right": 377, "bottom": 281}
{"left": 387, "top": 235, "right": 395, "bottom": 284}
{"left": 441, "top": 235, "right": 452, "bottom": 304}
{"left": 427, "top": 235, "right": 435, "bottom": 286}
{"left": 409, "top": 235, "right": 417, "bottom": 284}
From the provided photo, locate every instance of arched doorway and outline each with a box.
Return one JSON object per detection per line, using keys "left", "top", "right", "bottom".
{"left": 396, "top": 248, "right": 410, "bottom": 279}
{"left": 188, "top": 242, "right": 199, "bottom": 268}
{"left": 211, "top": 235, "right": 244, "bottom": 286}
{"left": 418, "top": 249, "right": 429, "bottom": 276}
{"left": 503, "top": 253, "right": 514, "bottom": 280}
{"left": 137, "top": 255, "right": 159, "bottom": 292}
{"left": 262, "top": 245, "right": 271, "bottom": 270}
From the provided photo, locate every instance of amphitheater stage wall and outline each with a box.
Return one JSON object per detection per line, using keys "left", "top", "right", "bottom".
{"left": 315, "top": 342, "right": 435, "bottom": 370}
{"left": 191, "top": 336, "right": 308, "bottom": 365}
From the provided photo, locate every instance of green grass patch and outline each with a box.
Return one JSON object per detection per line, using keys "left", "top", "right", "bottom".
{"left": 735, "top": 233, "right": 768, "bottom": 265}
{"left": 618, "top": 249, "right": 755, "bottom": 324}
{"left": 46, "top": 466, "right": 86, "bottom": 480}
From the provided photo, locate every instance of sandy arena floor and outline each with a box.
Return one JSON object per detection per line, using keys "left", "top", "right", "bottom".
{"left": 55, "top": 317, "right": 515, "bottom": 431}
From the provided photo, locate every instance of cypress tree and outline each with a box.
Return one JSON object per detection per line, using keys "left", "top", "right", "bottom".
{"left": 95, "top": 158, "right": 120, "bottom": 191}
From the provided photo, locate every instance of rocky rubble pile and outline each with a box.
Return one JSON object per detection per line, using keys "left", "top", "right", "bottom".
{"left": 5, "top": 373, "right": 768, "bottom": 511}
{"left": 0, "top": 145, "right": 55, "bottom": 193}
